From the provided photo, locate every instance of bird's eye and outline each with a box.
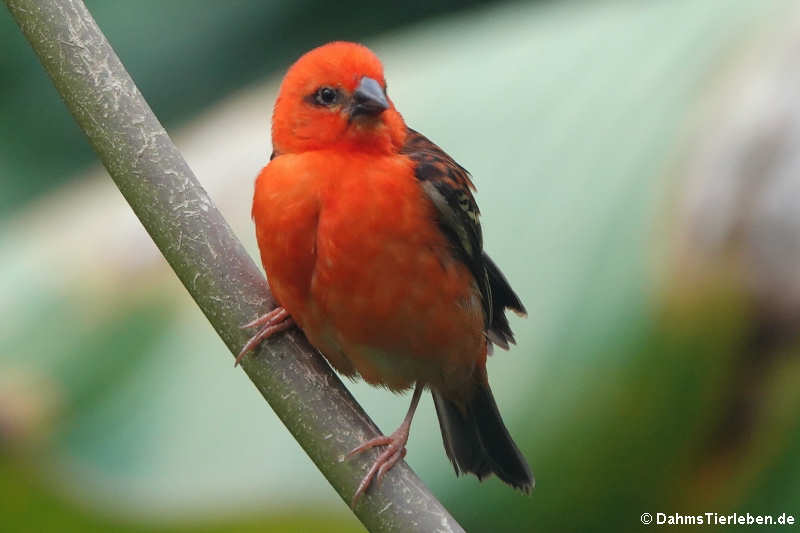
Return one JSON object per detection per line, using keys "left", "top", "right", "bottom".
{"left": 315, "top": 87, "right": 338, "bottom": 106}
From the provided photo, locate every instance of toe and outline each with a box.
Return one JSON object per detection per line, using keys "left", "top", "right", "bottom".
{"left": 346, "top": 436, "right": 393, "bottom": 459}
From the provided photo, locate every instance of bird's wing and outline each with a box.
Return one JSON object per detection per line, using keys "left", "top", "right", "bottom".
{"left": 401, "top": 128, "right": 526, "bottom": 349}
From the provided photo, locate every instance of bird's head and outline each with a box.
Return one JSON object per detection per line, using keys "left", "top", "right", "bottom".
{"left": 271, "top": 42, "right": 406, "bottom": 155}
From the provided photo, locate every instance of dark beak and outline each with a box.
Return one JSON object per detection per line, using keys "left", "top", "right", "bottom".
{"left": 350, "top": 77, "right": 389, "bottom": 118}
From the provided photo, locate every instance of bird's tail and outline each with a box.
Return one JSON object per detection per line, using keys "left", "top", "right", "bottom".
{"left": 432, "top": 382, "right": 533, "bottom": 492}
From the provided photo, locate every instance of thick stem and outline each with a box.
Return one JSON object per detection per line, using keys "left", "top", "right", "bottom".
{"left": 4, "top": 0, "right": 464, "bottom": 531}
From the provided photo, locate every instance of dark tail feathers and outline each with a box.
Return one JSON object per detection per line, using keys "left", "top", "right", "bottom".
{"left": 483, "top": 252, "right": 527, "bottom": 351}
{"left": 432, "top": 384, "right": 533, "bottom": 492}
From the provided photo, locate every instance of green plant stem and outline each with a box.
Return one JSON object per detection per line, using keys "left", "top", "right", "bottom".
{"left": 4, "top": 0, "right": 464, "bottom": 531}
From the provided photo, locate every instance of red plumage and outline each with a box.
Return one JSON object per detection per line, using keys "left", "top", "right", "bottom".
{"left": 241, "top": 41, "right": 532, "bottom": 504}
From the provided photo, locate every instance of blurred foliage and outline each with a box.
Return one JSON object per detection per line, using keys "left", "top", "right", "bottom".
{"left": 1, "top": 459, "right": 355, "bottom": 533}
{"left": 0, "top": 0, "right": 505, "bottom": 215}
{"left": 3, "top": 0, "right": 800, "bottom": 532}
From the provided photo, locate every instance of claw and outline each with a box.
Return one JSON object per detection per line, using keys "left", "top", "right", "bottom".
{"left": 347, "top": 383, "right": 423, "bottom": 507}
{"left": 377, "top": 447, "right": 406, "bottom": 483}
{"left": 346, "top": 436, "right": 393, "bottom": 459}
{"left": 235, "top": 307, "right": 294, "bottom": 366}
{"left": 350, "top": 428, "right": 409, "bottom": 507}
{"left": 241, "top": 307, "right": 286, "bottom": 330}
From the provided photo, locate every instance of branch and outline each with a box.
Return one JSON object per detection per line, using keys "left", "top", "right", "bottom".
{"left": 4, "top": 0, "right": 464, "bottom": 531}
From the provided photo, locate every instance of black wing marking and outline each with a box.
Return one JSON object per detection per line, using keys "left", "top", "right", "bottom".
{"left": 401, "top": 128, "right": 526, "bottom": 350}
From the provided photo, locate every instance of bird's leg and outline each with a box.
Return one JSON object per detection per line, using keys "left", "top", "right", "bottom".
{"left": 347, "top": 382, "right": 424, "bottom": 506}
{"left": 235, "top": 306, "right": 294, "bottom": 366}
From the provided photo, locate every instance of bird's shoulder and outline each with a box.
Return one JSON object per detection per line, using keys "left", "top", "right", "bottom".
{"left": 400, "top": 127, "right": 483, "bottom": 264}
{"left": 399, "top": 128, "right": 489, "bottom": 324}
{"left": 399, "top": 127, "right": 526, "bottom": 349}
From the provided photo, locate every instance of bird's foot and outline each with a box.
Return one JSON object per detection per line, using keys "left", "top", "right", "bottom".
{"left": 346, "top": 421, "right": 411, "bottom": 507}
{"left": 235, "top": 306, "right": 294, "bottom": 366}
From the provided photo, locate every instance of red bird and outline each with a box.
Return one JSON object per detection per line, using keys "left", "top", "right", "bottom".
{"left": 238, "top": 41, "right": 533, "bottom": 504}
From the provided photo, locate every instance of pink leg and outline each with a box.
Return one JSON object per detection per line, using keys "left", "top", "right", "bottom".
{"left": 235, "top": 307, "right": 294, "bottom": 366}
{"left": 347, "top": 383, "right": 424, "bottom": 506}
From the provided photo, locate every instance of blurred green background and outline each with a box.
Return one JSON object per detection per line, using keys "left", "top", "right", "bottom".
{"left": 3, "top": 0, "right": 800, "bottom": 531}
